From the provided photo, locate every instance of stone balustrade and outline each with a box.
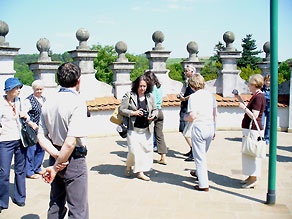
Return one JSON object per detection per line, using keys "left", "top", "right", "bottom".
{"left": 0, "top": 20, "right": 291, "bottom": 135}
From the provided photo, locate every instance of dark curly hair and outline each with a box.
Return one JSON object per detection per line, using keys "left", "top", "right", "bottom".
{"left": 131, "top": 75, "right": 152, "bottom": 94}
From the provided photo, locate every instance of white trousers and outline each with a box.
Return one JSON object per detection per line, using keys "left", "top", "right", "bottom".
{"left": 126, "top": 128, "right": 153, "bottom": 173}
{"left": 191, "top": 124, "right": 214, "bottom": 188}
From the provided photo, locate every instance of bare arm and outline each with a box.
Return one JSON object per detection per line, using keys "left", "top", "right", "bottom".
{"left": 37, "top": 133, "right": 60, "bottom": 159}
{"left": 239, "top": 102, "right": 260, "bottom": 119}
{"left": 42, "top": 136, "right": 76, "bottom": 183}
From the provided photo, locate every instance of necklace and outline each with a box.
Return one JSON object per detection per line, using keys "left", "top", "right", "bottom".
{"left": 5, "top": 96, "right": 16, "bottom": 115}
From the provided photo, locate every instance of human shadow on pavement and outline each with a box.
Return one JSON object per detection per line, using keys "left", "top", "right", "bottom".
{"left": 110, "top": 150, "right": 128, "bottom": 159}
{"left": 148, "top": 169, "right": 196, "bottom": 190}
{"left": 224, "top": 137, "right": 242, "bottom": 142}
{"left": 90, "top": 164, "right": 195, "bottom": 189}
{"left": 90, "top": 164, "right": 128, "bottom": 178}
{"left": 21, "top": 214, "right": 40, "bottom": 219}
{"left": 276, "top": 154, "right": 292, "bottom": 162}
{"left": 115, "top": 140, "right": 128, "bottom": 148}
{"left": 277, "top": 145, "right": 292, "bottom": 153}
{"left": 208, "top": 171, "right": 265, "bottom": 203}
{"left": 274, "top": 146, "right": 292, "bottom": 162}
{"left": 208, "top": 171, "right": 243, "bottom": 189}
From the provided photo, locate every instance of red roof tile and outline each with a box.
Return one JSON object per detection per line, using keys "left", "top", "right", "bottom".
{"left": 87, "top": 94, "right": 289, "bottom": 111}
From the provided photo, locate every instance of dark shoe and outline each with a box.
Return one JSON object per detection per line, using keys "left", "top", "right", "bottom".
{"left": 12, "top": 199, "right": 25, "bottom": 207}
{"left": 184, "top": 155, "right": 194, "bottom": 161}
{"left": 194, "top": 185, "right": 209, "bottom": 192}
{"left": 183, "top": 150, "right": 192, "bottom": 157}
{"left": 190, "top": 170, "right": 197, "bottom": 178}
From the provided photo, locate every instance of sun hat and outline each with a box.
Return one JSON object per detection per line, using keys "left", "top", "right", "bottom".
{"left": 4, "top": 77, "right": 23, "bottom": 91}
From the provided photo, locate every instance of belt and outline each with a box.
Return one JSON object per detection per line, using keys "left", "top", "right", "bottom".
{"left": 53, "top": 144, "right": 87, "bottom": 159}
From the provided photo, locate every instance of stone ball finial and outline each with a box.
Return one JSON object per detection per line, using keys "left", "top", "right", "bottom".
{"left": 187, "top": 41, "right": 199, "bottom": 61}
{"left": 36, "top": 38, "right": 50, "bottom": 52}
{"left": 36, "top": 38, "right": 51, "bottom": 62}
{"left": 115, "top": 41, "right": 128, "bottom": 62}
{"left": 263, "top": 41, "right": 270, "bottom": 61}
{"left": 76, "top": 28, "right": 90, "bottom": 50}
{"left": 0, "top": 20, "right": 9, "bottom": 46}
{"left": 152, "top": 30, "right": 165, "bottom": 50}
{"left": 223, "top": 31, "right": 235, "bottom": 51}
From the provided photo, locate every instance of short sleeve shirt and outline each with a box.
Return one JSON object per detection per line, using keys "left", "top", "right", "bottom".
{"left": 187, "top": 89, "right": 216, "bottom": 126}
{"left": 38, "top": 88, "right": 88, "bottom": 147}
{"left": 241, "top": 93, "right": 266, "bottom": 130}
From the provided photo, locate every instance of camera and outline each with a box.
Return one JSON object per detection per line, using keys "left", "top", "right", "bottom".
{"left": 177, "top": 94, "right": 182, "bottom": 99}
{"left": 141, "top": 109, "right": 149, "bottom": 118}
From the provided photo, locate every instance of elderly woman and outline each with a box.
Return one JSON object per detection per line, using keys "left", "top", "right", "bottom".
{"left": 0, "top": 78, "right": 28, "bottom": 212}
{"left": 23, "top": 80, "right": 46, "bottom": 179}
{"left": 237, "top": 74, "right": 266, "bottom": 189}
{"left": 178, "top": 64, "right": 196, "bottom": 161}
{"left": 119, "top": 75, "right": 158, "bottom": 181}
{"left": 184, "top": 74, "right": 217, "bottom": 192}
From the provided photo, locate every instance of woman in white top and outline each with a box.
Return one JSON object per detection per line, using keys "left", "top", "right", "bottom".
{"left": 184, "top": 74, "right": 217, "bottom": 192}
{"left": 0, "top": 78, "right": 28, "bottom": 212}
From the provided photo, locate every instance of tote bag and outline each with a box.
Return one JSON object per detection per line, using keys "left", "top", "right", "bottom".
{"left": 242, "top": 117, "right": 266, "bottom": 158}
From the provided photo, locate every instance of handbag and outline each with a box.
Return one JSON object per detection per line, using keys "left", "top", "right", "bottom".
{"left": 110, "top": 92, "right": 132, "bottom": 125}
{"left": 242, "top": 116, "right": 266, "bottom": 158}
{"left": 20, "top": 118, "right": 38, "bottom": 148}
{"left": 110, "top": 105, "right": 123, "bottom": 125}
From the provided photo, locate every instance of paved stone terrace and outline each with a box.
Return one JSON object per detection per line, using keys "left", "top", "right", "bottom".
{"left": 1, "top": 131, "right": 292, "bottom": 219}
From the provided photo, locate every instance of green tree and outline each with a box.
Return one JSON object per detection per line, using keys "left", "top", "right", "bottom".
{"left": 210, "top": 41, "right": 225, "bottom": 63}
{"left": 92, "top": 44, "right": 117, "bottom": 85}
{"left": 14, "top": 54, "right": 38, "bottom": 85}
{"left": 200, "top": 60, "right": 219, "bottom": 81}
{"left": 239, "top": 65, "right": 261, "bottom": 81}
{"left": 168, "top": 62, "right": 184, "bottom": 82}
{"left": 126, "top": 54, "right": 148, "bottom": 81}
{"left": 238, "top": 34, "right": 262, "bottom": 69}
{"left": 278, "top": 61, "right": 290, "bottom": 82}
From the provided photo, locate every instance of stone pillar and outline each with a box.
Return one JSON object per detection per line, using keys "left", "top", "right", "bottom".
{"left": 218, "top": 31, "right": 242, "bottom": 97}
{"left": 181, "top": 41, "right": 204, "bottom": 73}
{"left": 288, "top": 62, "right": 292, "bottom": 133}
{"left": 68, "top": 28, "right": 113, "bottom": 100}
{"left": 145, "top": 30, "right": 182, "bottom": 95}
{"left": 0, "top": 20, "right": 20, "bottom": 93}
{"left": 257, "top": 41, "right": 270, "bottom": 77}
{"left": 28, "top": 38, "right": 60, "bottom": 94}
{"left": 110, "top": 41, "right": 134, "bottom": 99}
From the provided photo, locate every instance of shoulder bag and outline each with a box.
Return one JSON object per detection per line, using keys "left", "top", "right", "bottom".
{"left": 242, "top": 116, "right": 266, "bottom": 158}
{"left": 20, "top": 118, "right": 38, "bottom": 148}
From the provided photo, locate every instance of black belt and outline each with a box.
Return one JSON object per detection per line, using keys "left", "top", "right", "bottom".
{"left": 53, "top": 144, "right": 87, "bottom": 159}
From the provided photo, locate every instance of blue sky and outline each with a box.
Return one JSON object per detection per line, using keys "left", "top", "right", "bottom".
{"left": 1, "top": 0, "right": 291, "bottom": 61}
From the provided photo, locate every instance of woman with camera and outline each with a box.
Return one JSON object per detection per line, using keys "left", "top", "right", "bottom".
{"left": 119, "top": 75, "right": 158, "bottom": 181}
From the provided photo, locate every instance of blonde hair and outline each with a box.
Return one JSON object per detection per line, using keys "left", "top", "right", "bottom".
{"left": 185, "top": 64, "right": 196, "bottom": 73}
{"left": 32, "top": 80, "right": 44, "bottom": 90}
{"left": 188, "top": 73, "right": 205, "bottom": 90}
{"left": 249, "top": 74, "right": 264, "bottom": 89}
